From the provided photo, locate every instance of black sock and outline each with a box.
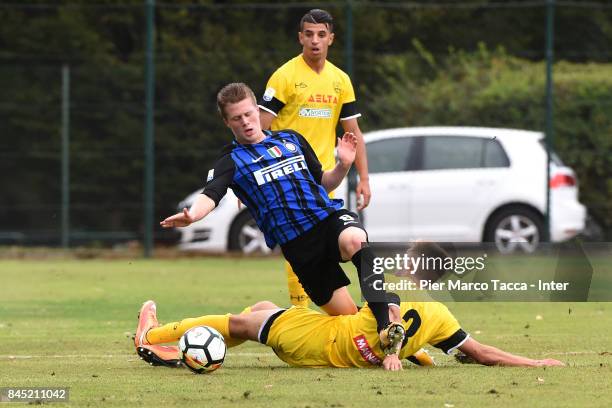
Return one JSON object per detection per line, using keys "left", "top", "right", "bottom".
{"left": 352, "top": 247, "right": 390, "bottom": 333}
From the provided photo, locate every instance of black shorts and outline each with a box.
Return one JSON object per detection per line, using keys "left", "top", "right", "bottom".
{"left": 280, "top": 209, "right": 366, "bottom": 306}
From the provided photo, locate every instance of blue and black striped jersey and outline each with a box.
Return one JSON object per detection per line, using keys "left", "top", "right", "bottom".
{"left": 202, "top": 130, "right": 344, "bottom": 248}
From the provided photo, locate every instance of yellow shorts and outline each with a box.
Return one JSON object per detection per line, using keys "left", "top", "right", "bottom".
{"left": 264, "top": 307, "right": 337, "bottom": 367}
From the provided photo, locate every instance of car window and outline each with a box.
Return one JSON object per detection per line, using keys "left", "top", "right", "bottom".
{"left": 421, "top": 136, "right": 510, "bottom": 170}
{"left": 483, "top": 139, "right": 510, "bottom": 167}
{"left": 538, "top": 140, "right": 564, "bottom": 165}
{"left": 422, "top": 136, "right": 483, "bottom": 170}
{"left": 367, "top": 137, "right": 415, "bottom": 173}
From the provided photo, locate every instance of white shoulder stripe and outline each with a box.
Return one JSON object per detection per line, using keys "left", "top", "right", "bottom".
{"left": 445, "top": 333, "right": 471, "bottom": 355}
{"left": 258, "top": 105, "right": 278, "bottom": 117}
{"left": 339, "top": 113, "right": 362, "bottom": 121}
{"left": 257, "top": 308, "right": 286, "bottom": 343}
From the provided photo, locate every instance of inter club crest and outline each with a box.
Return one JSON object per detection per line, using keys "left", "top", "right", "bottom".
{"left": 283, "top": 141, "right": 297, "bottom": 153}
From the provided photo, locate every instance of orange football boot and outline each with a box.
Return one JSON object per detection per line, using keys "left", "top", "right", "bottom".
{"left": 135, "top": 300, "right": 158, "bottom": 347}
{"left": 137, "top": 344, "right": 182, "bottom": 368}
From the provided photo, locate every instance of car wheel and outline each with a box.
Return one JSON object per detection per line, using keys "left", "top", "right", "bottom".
{"left": 485, "top": 207, "right": 543, "bottom": 254}
{"left": 228, "top": 211, "right": 271, "bottom": 254}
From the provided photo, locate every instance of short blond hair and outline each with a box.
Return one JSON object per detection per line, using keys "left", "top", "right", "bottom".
{"left": 216, "top": 82, "right": 257, "bottom": 119}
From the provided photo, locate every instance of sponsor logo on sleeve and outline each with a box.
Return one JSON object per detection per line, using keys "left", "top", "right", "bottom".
{"left": 353, "top": 335, "right": 382, "bottom": 366}
{"left": 206, "top": 169, "right": 214, "bottom": 182}
{"left": 263, "top": 87, "right": 276, "bottom": 102}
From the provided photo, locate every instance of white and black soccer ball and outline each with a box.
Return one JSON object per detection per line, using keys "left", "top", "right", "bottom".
{"left": 179, "top": 326, "right": 226, "bottom": 374}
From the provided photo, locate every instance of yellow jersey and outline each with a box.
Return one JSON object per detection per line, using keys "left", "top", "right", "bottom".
{"left": 259, "top": 55, "right": 360, "bottom": 171}
{"left": 265, "top": 302, "right": 467, "bottom": 368}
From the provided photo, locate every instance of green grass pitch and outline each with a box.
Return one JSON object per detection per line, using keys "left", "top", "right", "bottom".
{"left": 1, "top": 257, "right": 611, "bottom": 407}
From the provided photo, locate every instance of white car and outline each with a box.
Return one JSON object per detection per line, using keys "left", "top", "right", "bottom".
{"left": 176, "top": 127, "right": 586, "bottom": 254}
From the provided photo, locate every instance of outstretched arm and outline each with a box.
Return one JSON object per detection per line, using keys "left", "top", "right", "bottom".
{"left": 160, "top": 194, "right": 216, "bottom": 228}
{"left": 320, "top": 132, "right": 357, "bottom": 193}
{"left": 458, "top": 337, "right": 564, "bottom": 367}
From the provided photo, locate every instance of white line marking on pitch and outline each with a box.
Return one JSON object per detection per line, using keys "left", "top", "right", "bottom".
{"left": 542, "top": 351, "right": 603, "bottom": 356}
{"left": 0, "top": 352, "right": 277, "bottom": 359}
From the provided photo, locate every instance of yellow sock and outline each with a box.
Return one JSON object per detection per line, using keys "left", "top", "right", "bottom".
{"left": 286, "top": 261, "right": 310, "bottom": 307}
{"left": 146, "top": 314, "right": 231, "bottom": 345}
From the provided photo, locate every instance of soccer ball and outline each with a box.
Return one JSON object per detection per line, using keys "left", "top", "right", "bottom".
{"left": 179, "top": 326, "right": 226, "bottom": 374}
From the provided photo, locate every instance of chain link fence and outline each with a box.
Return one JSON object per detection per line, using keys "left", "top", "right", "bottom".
{"left": 0, "top": 1, "right": 610, "bottom": 250}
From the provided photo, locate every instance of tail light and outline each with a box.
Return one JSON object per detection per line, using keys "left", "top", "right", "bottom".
{"left": 550, "top": 173, "right": 576, "bottom": 188}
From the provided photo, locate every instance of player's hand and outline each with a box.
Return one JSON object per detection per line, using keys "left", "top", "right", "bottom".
{"left": 382, "top": 354, "right": 403, "bottom": 371}
{"left": 337, "top": 132, "right": 357, "bottom": 168}
{"left": 355, "top": 177, "right": 371, "bottom": 210}
{"left": 160, "top": 208, "right": 195, "bottom": 228}
{"left": 534, "top": 358, "right": 565, "bottom": 367}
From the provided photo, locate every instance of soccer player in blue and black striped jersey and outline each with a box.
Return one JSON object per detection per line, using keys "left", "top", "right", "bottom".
{"left": 160, "top": 83, "right": 405, "bottom": 360}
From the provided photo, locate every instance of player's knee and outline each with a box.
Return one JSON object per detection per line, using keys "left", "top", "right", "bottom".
{"left": 339, "top": 229, "right": 367, "bottom": 258}
{"left": 322, "top": 288, "right": 358, "bottom": 316}
{"left": 250, "top": 301, "right": 278, "bottom": 312}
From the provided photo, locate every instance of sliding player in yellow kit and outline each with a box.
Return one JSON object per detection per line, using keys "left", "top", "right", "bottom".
{"left": 134, "top": 241, "right": 564, "bottom": 370}
{"left": 135, "top": 299, "right": 564, "bottom": 370}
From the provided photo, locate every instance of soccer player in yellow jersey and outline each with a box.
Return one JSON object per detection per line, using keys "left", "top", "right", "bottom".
{"left": 135, "top": 299, "right": 564, "bottom": 371}
{"left": 259, "top": 9, "right": 370, "bottom": 308}
{"left": 259, "top": 9, "right": 367, "bottom": 194}
{"left": 135, "top": 242, "right": 563, "bottom": 370}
